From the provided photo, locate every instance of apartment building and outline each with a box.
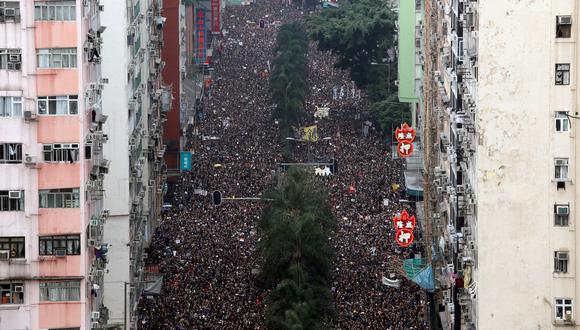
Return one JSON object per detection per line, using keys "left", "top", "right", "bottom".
{"left": 423, "top": 0, "right": 580, "bottom": 329}
{"left": 0, "top": 0, "right": 109, "bottom": 329}
{"left": 100, "top": 0, "right": 168, "bottom": 328}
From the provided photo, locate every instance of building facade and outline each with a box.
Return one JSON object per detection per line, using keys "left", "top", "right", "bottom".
{"left": 0, "top": 0, "right": 110, "bottom": 329}
{"left": 424, "top": 0, "right": 580, "bottom": 329}
{"left": 100, "top": 0, "right": 168, "bottom": 328}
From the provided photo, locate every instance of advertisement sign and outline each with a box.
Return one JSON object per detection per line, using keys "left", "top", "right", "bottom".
{"left": 395, "top": 122, "right": 416, "bottom": 158}
{"left": 211, "top": 0, "right": 221, "bottom": 33}
{"left": 392, "top": 210, "right": 416, "bottom": 248}
{"left": 195, "top": 8, "right": 207, "bottom": 64}
{"left": 180, "top": 151, "right": 192, "bottom": 171}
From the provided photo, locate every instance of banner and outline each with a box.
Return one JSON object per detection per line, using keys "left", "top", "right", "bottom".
{"left": 195, "top": 8, "right": 207, "bottom": 64}
{"left": 211, "top": 0, "right": 220, "bottom": 33}
{"left": 180, "top": 151, "right": 192, "bottom": 171}
{"left": 301, "top": 125, "right": 319, "bottom": 142}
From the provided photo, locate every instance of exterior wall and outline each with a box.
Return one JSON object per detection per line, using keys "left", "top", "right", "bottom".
{"left": 398, "top": 0, "right": 419, "bottom": 103}
{"left": 162, "top": 0, "right": 181, "bottom": 171}
{"left": 100, "top": 0, "right": 131, "bottom": 326}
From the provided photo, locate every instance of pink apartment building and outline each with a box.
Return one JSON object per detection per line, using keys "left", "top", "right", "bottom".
{"left": 0, "top": 1, "right": 109, "bottom": 329}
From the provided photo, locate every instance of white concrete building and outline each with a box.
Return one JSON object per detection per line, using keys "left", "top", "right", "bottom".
{"left": 424, "top": 0, "right": 580, "bottom": 329}
{"left": 101, "top": 0, "right": 167, "bottom": 328}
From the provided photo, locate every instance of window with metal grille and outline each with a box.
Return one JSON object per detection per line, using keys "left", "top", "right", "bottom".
{"left": 0, "top": 143, "right": 22, "bottom": 163}
{"left": 37, "top": 48, "right": 77, "bottom": 68}
{"left": 0, "top": 190, "right": 23, "bottom": 211}
{"left": 554, "top": 251, "right": 569, "bottom": 273}
{"left": 37, "top": 95, "right": 78, "bottom": 115}
{"left": 555, "top": 112, "right": 570, "bottom": 132}
{"left": 0, "top": 49, "right": 21, "bottom": 70}
{"left": 554, "top": 204, "right": 570, "bottom": 226}
{"left": 39, "top": 188, "right": 80, "bottom": 208}
{"left": 0, "top": 237, "right": 24, "bottom": 258}
{"left": 0, "top": 282, "right": 23, "bottom": 305}
{"left": 0, "top": 2, "right": 21, "bottom": 23}
{"left": 556, "top": 64, "right": 571, "bottom": 85}
{"left": 0, "top": 96, "right": 22, "bottom": 117}
{"left": 34, "top": 1, "right": 76, "bottom": 21}
{"left": 39, "top": 281, "right": 80, "bottom": 301}
{"left": 39, "top": 235, "right": 81, "bottom": 256}
{"left": 556, "top": 16, "right": 572, "bottom": 38}
{"left": 43, "top": 144, "right": 80, "bottom": 163}
{"left": 555, "top": 158, "right": 569, "bottom": 181}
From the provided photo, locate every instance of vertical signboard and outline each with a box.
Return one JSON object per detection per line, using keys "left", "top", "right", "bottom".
{"left": 211, "top": 0, "right": 220, "bottom": 33}
{"left": 195, "top": 8, "right": 207, "bottom": 64}
{"left": 180, "top": 151, "right": 192, "bottom": 171}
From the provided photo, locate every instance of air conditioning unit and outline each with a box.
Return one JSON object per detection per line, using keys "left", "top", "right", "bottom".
{"left": 0, "top": 250, "right": 9, "bottom": 261}
{"left": 558, "top": 16, "right": 572, "bottom": 25}
{"left": 557, "top": 205, "right": 569, "bottom": 216}
{"left": 24, "top": 110, "right": 37, "bottom": 121}
{"left": 88, "top": 238, "right": 96, "bottom": 247}
{"left": 91, "top": 218, "right": 100, "bottom": 226}
{"left": 54, "top": 248, "right": 67, "bottom": 257}
{"left": 24, "top": 155, "right": 36, "bottom": 166}
{"left": 557, "top": 251, "right": 569, "bottom": 261}
{"left": 14, "top": 285, "right": 23, "bottom": 293}
{"left": 4, "top": 8, "right": 16, "bottom": 17}
{"left": 8, "top": 190, "right": 21, "bottom": 199}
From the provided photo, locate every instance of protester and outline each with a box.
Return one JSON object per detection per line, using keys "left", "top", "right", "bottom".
{"left": 137, "top": 1, "right": 428, "bottom": 329}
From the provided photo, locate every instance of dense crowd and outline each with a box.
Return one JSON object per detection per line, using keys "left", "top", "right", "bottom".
{"left": 137, "top": 1, "right": 428, "bottom": 329}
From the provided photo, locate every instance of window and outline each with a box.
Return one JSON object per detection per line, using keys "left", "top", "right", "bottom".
{"left": 557, "top": 16, "right": 572, "bottom": 38}
{"left": 37, "top": 48, "right": 77, "bottom": 68}
{"left": 555, "top": 204, "right": 570, "bottom": 226}
{"left": 556, "top": 112, "right": 570, "bottom": 132}
{"left": 415, "top": 0, "right": 421, "bottom": 11}
{"left": 554, "top": 251, "right": 569, "bottom": 273}
{"left": 39, "top": 188, "right": 80, "bottom": 208}
{"left": 556, "top": 64, "right": 571, "bottom": 85}
{"left": 0, "top": 283, "right": 23, "bottom": 305}
{"left": 0, "top": 1, "right": 21, "bottom": 23}
{"left": 39, "top": 281, "right": 80, "bottom": 301}
{"left": 35, "top": 1, "right": 76, "bottom": 21}
{"left": 555, "top": 158, "right": 569, "bottom": 181}
{"left": 0, "top": 237, "right": 24, "bottom": 258}
{"left": 0, "top": 96, "right": 22, "bottom": 117}
{"left": 43, "top": 144, "right": 79, "bottom": 163}
{"left": 37, "top": 95, "right": 78, "bottom": 115}
{"left": 0, "top": 190, "right": 23, "bottom": 211}
{"left": 0, "top": 143, "right": 22, "bottom": 163}
{"left": 39, "top": 235, "right": 81, "bottom": 256}
{"left": 0, "top": 49, "right": 21, "bottom": 70}
{"left": 555, "top": 298, "right": 573, "bottom": 321}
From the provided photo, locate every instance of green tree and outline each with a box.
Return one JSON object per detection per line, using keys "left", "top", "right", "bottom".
{"left": 369, "top": 94, "right": 411, "bottom": 133}
{"left": 259, "top": 168, "right": 336, "bottom": 329}
{"left": 306, "top": 0, "right": 397, "bottom": 88}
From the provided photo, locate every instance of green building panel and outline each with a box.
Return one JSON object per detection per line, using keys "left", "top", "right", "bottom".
{"left": 398, "top": 0, "right": 419, "bottom": 103}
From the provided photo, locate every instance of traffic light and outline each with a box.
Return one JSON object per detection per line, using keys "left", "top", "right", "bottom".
{"left": 212, "top": 191, "right": 222, "bottom": 206}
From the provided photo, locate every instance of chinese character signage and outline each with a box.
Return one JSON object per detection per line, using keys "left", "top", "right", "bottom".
{"left": 180, "top": 151, "right": 192, "bottom": 171}
{"left": 393, "top": 210, "right": 416, "bottom": 247}
{"left": 211, "top": 0, "right": 220, "bottom": 33}
{"left": 395, "top": 122, "right": 416, "bottom": 158}
{"left": 195, "top": 8, "right": 207, "bottom": 64}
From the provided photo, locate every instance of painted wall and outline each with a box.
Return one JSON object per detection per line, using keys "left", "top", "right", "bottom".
{"left": 162, "top": 0, "right": 182, "bottom": 171}
{"left": 398, "top": 0, "right": 418, "bottom": 103}
{"left": 477, "top": 0, "right": 576, "bottom": 328}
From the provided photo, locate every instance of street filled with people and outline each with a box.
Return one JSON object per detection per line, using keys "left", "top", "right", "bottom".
{"left": 137, "top": 1, "right": 428, "bottom": 329}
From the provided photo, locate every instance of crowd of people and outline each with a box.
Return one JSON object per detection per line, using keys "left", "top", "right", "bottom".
{"left": 137, "top": 1, "right": 428, "bottom": 329}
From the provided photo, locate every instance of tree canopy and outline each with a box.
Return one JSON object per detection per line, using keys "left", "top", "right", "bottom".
{"left": 259, "top": 168, "right": 336, "bottom": 329}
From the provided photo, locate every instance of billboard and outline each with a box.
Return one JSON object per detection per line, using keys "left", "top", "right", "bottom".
{"left": 211, "top": 0, "right": 220, "bottom": 33}
{"left": 195, "top": 8, "right": 207, "bottom": 64}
